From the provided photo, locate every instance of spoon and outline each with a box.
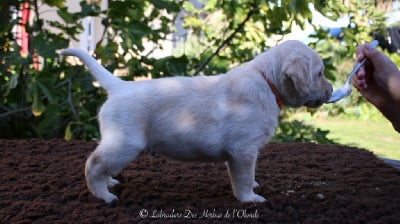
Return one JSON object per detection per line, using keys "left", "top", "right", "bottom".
{"left": 326, "top": 40, "right": 379, "bottom": 103}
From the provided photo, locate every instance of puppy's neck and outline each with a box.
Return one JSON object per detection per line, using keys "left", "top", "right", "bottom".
{"left": 251, "top": 64, "right": 283, "bottom": 109}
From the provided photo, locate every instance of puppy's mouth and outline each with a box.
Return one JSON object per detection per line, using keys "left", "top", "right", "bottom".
{"left": 305, "top": 99, "right": 325, "bottom": 108}
{"left": 305, "top": 90, "right": 332, "bottom": 108}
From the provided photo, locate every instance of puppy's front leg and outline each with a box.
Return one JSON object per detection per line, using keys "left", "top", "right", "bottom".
{"left": 225, "top": 162, "right": 259, "bottom": 188}
{"left": 107, "top": 176, "right": 120, "bottom": 188}
{"left": 227, "top": 154, "right": 266, "bottom": 203}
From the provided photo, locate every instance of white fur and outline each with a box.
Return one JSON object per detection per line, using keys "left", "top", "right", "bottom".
{"left": 61, "top": 40, "right": 332, "bottom": 203}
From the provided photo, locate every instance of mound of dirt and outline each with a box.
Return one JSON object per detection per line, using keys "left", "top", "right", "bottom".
{"left": 0, "top": 139, "right": 399, "bottom": 223}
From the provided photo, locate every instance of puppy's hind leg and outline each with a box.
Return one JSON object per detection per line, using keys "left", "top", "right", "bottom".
{"left": 85, "top": 137, "right": 144, "bottom": 203}
{"left": 85, "top": 149, "right": 116, "bottom": 203}
{"left": 226, "top": 153, "right": 266, "bottom": 203}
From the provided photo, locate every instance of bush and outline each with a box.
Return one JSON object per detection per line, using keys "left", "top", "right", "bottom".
{"left": 273, "top": 119, "right": 336, "bottom": 144}
{"left": 0, "top": 0, "right": 394, "bottom": 142}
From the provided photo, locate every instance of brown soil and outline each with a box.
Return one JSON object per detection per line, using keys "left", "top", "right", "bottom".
{"left": 1, "top": 139, "right": 400, "bottom": 223}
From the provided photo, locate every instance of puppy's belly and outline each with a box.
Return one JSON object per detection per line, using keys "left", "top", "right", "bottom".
{"left": 148, "top": 141, "right": 229, "bottom": 162}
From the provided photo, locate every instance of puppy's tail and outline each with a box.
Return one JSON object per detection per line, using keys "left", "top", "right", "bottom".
{"left": 61, "top": 48, "right": 123, "bottom": 93}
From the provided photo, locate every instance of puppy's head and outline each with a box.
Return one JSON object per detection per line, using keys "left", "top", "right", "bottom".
{"left": 276, "top": 41, "right": 332, "bottom": 108}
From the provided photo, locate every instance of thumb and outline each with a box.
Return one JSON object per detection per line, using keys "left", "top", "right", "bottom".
{"left": 363, "top": 44, "right": 385, "bottom": 66}
{"left": 364, "top": 44, "right": 398, "bottom": 73}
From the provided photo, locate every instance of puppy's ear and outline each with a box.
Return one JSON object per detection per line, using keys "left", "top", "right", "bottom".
{"left": 282, "top": 55, "right": 311, "bottom": 96}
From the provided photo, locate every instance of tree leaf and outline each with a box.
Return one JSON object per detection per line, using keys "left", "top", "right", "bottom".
{"left": 79, "top": 1, "right": 101, "bottom": 17}
{"left": 153, "top": 55, "right": 189, "bottom": 77}
{"left": 148, "top": 0, "right": 180, "bottom": 13}
{"left": 31, "top": 32, "right": 69, "bottom": 58}
{"left": 8, "top": 73, "right": 19, "bottom": 90}
{"left": 36, "top": 81, "right": 58, "bottom": 104}
{"left": 57, "top": 7, "right": 76, "bottom": 24}
{"left": 32, "top": 92, "right": 46, "bottom": 117}
{"left": 43, "top": 0, "right": 65, "bottom": 8}
{"left": 38, "top": 104, "right": 61, "bottom": 137}
{"left": 64, "top": 123, "right": 72, "bottom": 141}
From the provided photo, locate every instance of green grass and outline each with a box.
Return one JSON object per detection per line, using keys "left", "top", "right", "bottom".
{"left": 292, "top": 113, "right": 400, "bottom": 160}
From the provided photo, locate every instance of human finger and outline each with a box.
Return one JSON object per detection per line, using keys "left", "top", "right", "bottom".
{"left": 352, "top": 76, "right": 367, "bottom": 90}
{"left": 356, "top": 45, "right": 366, "bottom": 63}
{"left": 352, "top": 66, "right": 368, "bottom": 90}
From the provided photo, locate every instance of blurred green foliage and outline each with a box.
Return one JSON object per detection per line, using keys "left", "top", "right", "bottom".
{"left": 0, "top": 0, "right": 397, "bottom": 142}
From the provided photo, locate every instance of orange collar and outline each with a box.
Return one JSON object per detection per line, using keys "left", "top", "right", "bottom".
{"left": 261, "top": 73, "right": 283, "bottom": 109}
{"left": 266, "top": 78, "right": 283, "bottom": 109}
{"left": 251, "top": 65, "right": 283, "bottom": 109}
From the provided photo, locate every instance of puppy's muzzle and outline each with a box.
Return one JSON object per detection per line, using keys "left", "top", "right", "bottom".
{"left": 305, "top": 88, "right": 333, "bottom": 108}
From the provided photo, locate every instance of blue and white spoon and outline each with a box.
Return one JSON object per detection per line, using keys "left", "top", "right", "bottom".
{"left": 327, "top": 40, "right": 379, "bottom": 103}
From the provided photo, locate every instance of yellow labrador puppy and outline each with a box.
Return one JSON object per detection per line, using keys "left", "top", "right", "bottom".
{"left": 61, "top": 40, "right": 332, "bottom": 203}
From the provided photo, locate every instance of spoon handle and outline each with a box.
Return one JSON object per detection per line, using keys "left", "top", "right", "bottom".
{"left": 326, "top": 40, "right": 379, "bottom": 104}
{"left": 345, "top": 40, "right": 379, "bottom": 83}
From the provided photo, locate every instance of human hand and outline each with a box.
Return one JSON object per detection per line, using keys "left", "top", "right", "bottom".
{"left": 352, "top": 44, "right": 400, "bottom": 106}
{"left": 352, "top": 43, "right": 400, "bottom": 132}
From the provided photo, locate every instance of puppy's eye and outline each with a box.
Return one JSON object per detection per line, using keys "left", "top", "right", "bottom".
{"left": 318, "top": 72, "right": 322, "bottom": 77}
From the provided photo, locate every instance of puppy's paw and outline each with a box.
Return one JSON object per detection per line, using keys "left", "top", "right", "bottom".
{"left": 253, "top": 181, "right": 260, "bottom": 188}
{"left": 250, "top": 194, "right": 266, "bottom": 203}
{"left": 238, "top": 193, "right": 266, "bottom": 203}
{"left": 103, "top": 193, "right": 118, "bottom": 204}
{"left": 107, "top": 177, "right": 120, "bottom": 188}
